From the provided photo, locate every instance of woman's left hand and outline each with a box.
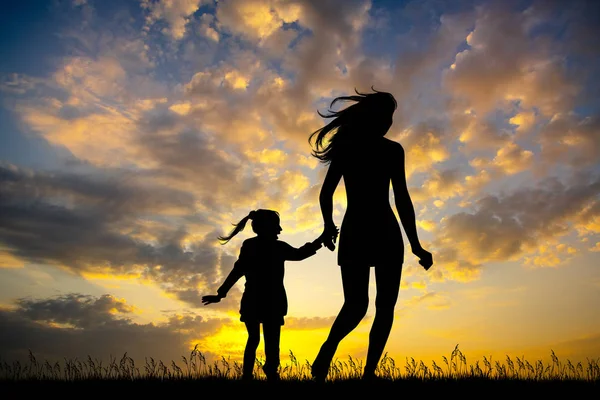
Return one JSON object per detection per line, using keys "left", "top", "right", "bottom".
{"left": 413, "top": 247, "right": 433, "bottom": 270}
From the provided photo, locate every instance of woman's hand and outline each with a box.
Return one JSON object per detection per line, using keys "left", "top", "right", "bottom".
{"left": 412, "top": 247, "right": 433, "bottom": 270}
{"left": 201, "top": 294, "right": 222, "bottom": 305}
{"left": 320, "top": 224, "right": 339, "bottom": 251}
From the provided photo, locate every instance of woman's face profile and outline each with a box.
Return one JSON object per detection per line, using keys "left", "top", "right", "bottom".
{"left": 369, "top": 107, "right": 394, "bottom": 137}
{"left": 361, "top": 96, "right": 395, "bottom": 137}
{"left": 380, "top": 112, "right": 393, "bottom": 136}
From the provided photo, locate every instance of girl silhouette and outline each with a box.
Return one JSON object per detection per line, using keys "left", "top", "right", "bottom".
{"left": 309, "top": 88, "right": 433, "bottom": 381}
{"left": 202, "top": 209, "right": 331, "bottom": 381}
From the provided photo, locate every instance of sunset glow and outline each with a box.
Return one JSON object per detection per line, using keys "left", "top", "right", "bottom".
{"left": 1, "top": 0, "right": 599, "bottom": 369}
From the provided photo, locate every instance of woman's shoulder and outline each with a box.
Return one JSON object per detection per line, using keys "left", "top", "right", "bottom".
{"left": 381, "top": 137, "right": 404, "bottom": 154}
{"left": 382, "top": 137, "right": 402, "bottom": 147}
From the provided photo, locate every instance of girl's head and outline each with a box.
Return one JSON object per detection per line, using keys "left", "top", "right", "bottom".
{"left": 218, "top": 209, "right": 282, "bottom": 244}
{"left": 309, "top": 87, "right": 397, "bottom": 164}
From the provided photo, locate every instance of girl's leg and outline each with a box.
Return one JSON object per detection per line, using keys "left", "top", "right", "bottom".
{"left": 312, "top": 265, "right": 370, "bottom": 380}
{"left": 262, "top": 321, "right": 282, "bottom": 380}
{"left": 363, "top": 264, "right": 402, "bottom": 377}
{"left": 243, "top": 321, "right": 261, "bottom": 380}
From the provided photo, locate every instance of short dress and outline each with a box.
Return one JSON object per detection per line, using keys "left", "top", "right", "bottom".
{"left": 335, "top": 138, "right": 405, "bottom": 267}
{"left": 217, "top": 236, "right": 320, "bottom": 325}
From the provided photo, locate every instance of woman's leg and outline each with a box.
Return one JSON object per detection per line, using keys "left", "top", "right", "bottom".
{"left": 312, "top": 265, "right": 370, "bottom": 380}
{"left": 363, "top": 264, "right": 402, "bottom": 377}
{"left": 243, "top": 321, "right": 261, "bottom": 379}
{"left": 262, "top": 321, "right": 282, "bottom": 380}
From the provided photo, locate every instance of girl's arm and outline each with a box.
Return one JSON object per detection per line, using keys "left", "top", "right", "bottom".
{"left": 216, "top": 243, "right": 248, "bottom": 298}
{"left": 216, "top": 262, "right": 244, "bottom": 298}
{"left": 282, "top": 240, "right": 322, "bottom": 261}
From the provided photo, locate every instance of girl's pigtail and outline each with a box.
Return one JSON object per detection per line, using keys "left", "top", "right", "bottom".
{"left": 217, "top": 211, "right": 255, "bottom": 244}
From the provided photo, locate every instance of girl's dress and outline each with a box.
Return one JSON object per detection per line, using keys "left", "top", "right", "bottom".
{"left": 217, "top": 236, "right": 321, "bottom": 325}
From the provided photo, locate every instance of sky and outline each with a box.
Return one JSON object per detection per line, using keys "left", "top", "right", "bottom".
{"left": 1, "top": 0, "right": 599, "bottom": 370}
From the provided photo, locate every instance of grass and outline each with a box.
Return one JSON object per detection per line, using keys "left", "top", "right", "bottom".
{"left": 1, "top": 345, "right": 598, "bottom": 395}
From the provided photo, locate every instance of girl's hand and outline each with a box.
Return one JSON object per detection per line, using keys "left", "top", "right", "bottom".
{"left": 202, "top": 295, "right": 222, "bottom": 305}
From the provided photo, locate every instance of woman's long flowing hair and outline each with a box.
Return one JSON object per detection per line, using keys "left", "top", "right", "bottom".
{"left": 308, "top": 87, "right": 397, "bottom": 164}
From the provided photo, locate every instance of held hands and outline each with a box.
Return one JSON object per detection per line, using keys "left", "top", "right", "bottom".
{"left": 320, "top": 224, "right": 339, "bottom": 251}
{"left": 201, "top": 294, "right": 223, "bottom": 305}
{"left": 413, "top": 246, "right": 433, "bottom": 271}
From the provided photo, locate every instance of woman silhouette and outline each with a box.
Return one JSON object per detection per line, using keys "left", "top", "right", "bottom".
{"left": 309, "top": 88, "right": 433, "bottom": 381}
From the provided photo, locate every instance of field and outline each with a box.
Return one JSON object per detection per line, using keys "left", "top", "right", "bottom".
{"left": 1, "top": 345, "right": 598, "bottom": 396}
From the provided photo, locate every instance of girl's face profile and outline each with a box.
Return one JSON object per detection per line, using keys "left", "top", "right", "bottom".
{"left": 271, "top": 217, "right": 283, "bottom": 238}
{"left": 255, "top": 214, "right": 282, "bottom": 239}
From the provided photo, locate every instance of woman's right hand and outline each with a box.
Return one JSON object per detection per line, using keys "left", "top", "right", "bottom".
{"left": 321, "top": 224, "right": 339, "bottom": 251}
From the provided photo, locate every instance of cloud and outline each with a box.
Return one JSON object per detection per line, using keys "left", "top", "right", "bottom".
{"left": 142, "top": 0, "right": 209, "bottom": 40}
{"left": 400, "top": 291, "right": 452, "bottom": 311}
{"left": 0, "top": 163, "right": 230, "bottom": 306}
{"left": 439, "top": 0, "right": 600, "bottom": 165}
{"left": 216, "top": 0, "right": 301, "bottom": 42}
{"left": 0, "top": 252, "right": 25, "bottom": 269}
{"left": 444, "top": 1, "right": 580, "bottom": 117}
{"left": 407, "top": 147, "right": 536, "bottom": 209}
{"left": 197, "top": 12, "right": 220, "bottom": 42}
{"left": 394, "top": 123, "right": 451, "bottom": 178}
{"left": 246, "top": 148, "right": 288, "bottom": 166}
{"left": 15, "top": 294, "right": 136, "bottom": 329}
{"left": 431, "top": 171, "right": 600, "bottom": 280}
{"left": 522, "top": 242, "right": 577, "bottom": 268}
{"left": 538, "top": 113, "right": 600, "bottom": 169}
{"left": 389, "top": 5, "right": 474, "bottom": 126}
{"left": 0, "top": 293, "right": 226, "bottom": 365}
{"left": 509, "top": 110, "right": 537, "bottom": 133}
{"left": 273, "top": 0, "right": 374, "bottom": 101}
{"left": 468, "top": 142, "right": 535, "bottom": 177}
{"left": 0, "top": 73, "right": 45, "bottom": 95}
{"left": 410, "top": 167, "right": 465, "bottom": 204}
{"left": 452, "top": 110, "right": 512, "bottom": 151}
{"left": 184, "top": 64, "right": 254, "bottom": 94}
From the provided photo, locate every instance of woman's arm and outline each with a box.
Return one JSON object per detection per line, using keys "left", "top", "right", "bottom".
{"left": 391, "top": 144, "right": 421, "bottom": 250}
{"left": 319, "top": 160, "right": 342, "bottom": 249}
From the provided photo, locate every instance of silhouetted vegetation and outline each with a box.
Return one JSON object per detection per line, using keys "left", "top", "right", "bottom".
{"left": 1, "top": 345, "right": 598, "bottom": 395}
